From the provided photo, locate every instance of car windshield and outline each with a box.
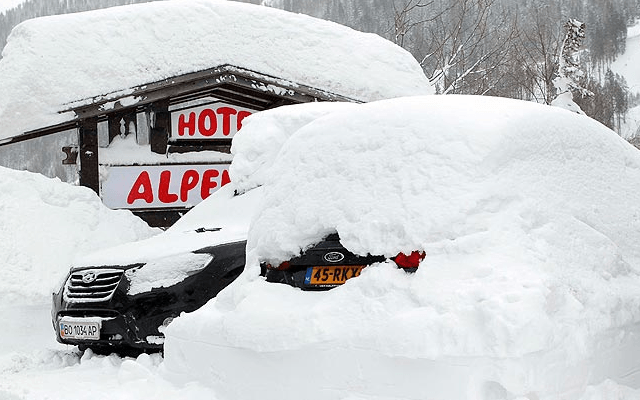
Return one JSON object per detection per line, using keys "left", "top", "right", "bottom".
{"left": 167, "top": 185, "right": 262, "bottom": 234}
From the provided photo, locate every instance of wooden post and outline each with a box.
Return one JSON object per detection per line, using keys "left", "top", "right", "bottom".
{"left": 78, "top": 118, "right": 99, "bottom": 194}
{"left": 150, "top": 100, "right": 170, "bottom": 154}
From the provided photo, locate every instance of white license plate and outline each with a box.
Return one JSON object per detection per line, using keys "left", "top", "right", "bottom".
{"left": 59, "top": 319, "right": 100, "bottom": 340}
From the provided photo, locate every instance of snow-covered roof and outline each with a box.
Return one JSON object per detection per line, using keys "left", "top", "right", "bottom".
{"left": 0, "top": 0, "right": 433, "bottom": 140}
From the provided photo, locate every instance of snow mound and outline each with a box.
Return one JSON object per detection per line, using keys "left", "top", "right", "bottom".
{"left": 0, "top": 166, "right": 159, "bottom": 304}
{"left": 164, "top": 95, "right": 640, "bottom": 399}
{"left": 0, "top": 0, "right": 432, "bottom": 139}
{"left": 247, "top": 96, "right": 640, "bottom": 266}
{"left": 230, "top": 101, "right": 360, "bottom": 193}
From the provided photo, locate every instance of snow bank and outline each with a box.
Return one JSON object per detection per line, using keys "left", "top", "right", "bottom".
{"left": 580, "top": 380, "right": 640, "bottom": 400}
{"left": 0, "top": 0, "right": 432, "bottom": 139}
{"left": 0, "top": 166, "right": 159, "bottom": 304}
{"left": 0, "top": 348, "right": 219, "bottom": 400}
{"left": 164, "top": 96, "right": 640, "bottom": 399}
{"left": 230, "top": 101, "right": 360, "bottom": 193}
{"left": 245, "top": 96, "right": 640, "bottom": 267}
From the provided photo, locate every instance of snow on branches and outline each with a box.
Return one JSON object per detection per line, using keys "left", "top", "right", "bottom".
{"left": 551, "top": 19, "right": 593, "bottom": 114}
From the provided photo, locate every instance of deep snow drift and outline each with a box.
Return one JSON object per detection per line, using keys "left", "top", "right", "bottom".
{"left": 0, "top": 166, "right": 159, "bottom": 304}
{"left": 163, "top": 96, "right": 640, "bottom": 400}
{"left": 0, "top": 0, "right": 432, "bottom": 140}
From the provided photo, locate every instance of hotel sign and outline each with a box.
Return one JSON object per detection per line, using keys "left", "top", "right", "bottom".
{"left": 101, "top": 164, "right": 230, "bottom": 209}
{"left": 170, "top": 102, "right": 255, "bottom": 140}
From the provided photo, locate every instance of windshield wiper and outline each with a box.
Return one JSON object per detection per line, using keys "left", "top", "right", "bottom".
{"left": 195, "top": 227, "right": 221, "bottom": 233}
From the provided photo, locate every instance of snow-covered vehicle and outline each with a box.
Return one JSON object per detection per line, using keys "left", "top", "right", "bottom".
{"left": 263, "top": 233, "right": 425, "bottom": 289}
{"left": 51, "top": 185, "right": 261, "bottom": 354}
{"left": 162, "top": 96, "right": 640, "bottom": 400}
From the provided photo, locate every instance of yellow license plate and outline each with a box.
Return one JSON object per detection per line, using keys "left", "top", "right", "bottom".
{"left": 304, "top": 265, "right": 364, "bottom": 286}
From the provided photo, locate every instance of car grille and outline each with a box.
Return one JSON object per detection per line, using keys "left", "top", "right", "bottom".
{"left": 64, "top": 268, "right": 124, "bottom": 303}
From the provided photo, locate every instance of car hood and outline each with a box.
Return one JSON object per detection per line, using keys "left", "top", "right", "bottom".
{"left": 72, "top": 185, "right": 261, "bottom": 269}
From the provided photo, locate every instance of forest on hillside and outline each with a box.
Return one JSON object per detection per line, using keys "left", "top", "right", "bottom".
{"left": 1, "top": 0, "right": 640, "bottom": 137}
{"left": 267, "top": 0, "right": 640, "bottom": 135}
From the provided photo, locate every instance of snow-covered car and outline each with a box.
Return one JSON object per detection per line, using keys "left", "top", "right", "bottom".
{"left": 162, "top": 96, "right": 640, "bottom": 400}
{"left": 51, "top": 184, "right": 261, "bottom": 354}
{"left": 263, "top": 233, "right": 425, "bottom": 289}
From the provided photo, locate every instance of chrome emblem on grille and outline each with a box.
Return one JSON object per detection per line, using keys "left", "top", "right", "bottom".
{"left": 65, "top": 268, "right": 123, "bottom": 303}
{"left": 324, "top": 252, "right": 345, "bottom": 263}
{"left": 81, "top": 271, "right": 97, "bottom": 284}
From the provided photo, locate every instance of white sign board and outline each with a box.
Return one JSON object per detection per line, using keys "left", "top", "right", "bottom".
{"left": 101, "top": 164, "right": 230, "bottom": 209}
{"left": 170, "top": 102, "right": 255, "bottom": 140}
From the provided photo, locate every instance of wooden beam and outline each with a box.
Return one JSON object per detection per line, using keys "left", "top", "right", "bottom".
{"left": 78, "top": 118, "right": 99, "bottom": 194}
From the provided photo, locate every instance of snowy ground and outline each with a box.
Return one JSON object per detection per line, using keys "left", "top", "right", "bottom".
{"left": 4, "top": 97, "right": 640, "bottom": 400}
{"left": 1, "top": 312, "right": 637, "bottom": 400}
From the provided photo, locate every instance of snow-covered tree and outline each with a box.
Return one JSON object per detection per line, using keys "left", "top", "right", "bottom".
{"left": 551, "top": 19, "right": 593, "bottom": 114}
